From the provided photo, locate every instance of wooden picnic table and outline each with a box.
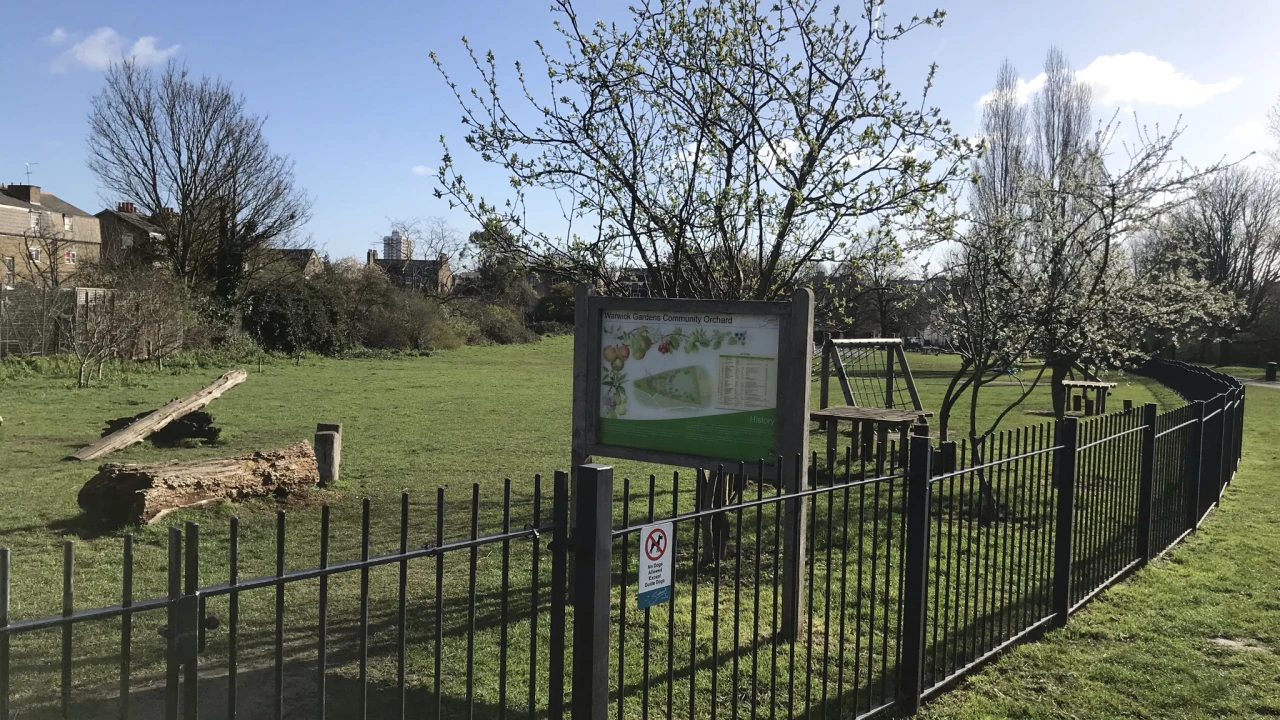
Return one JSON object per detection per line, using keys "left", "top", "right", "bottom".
{"left": 810, "top": 406, "right": 930, "bottom": 474}
{"left": 1062, "top": 380, "right": 1118, "bottom": 415}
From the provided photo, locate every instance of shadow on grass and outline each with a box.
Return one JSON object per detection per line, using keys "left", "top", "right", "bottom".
{"left": 13, "top": 661, "right": 523, "bottom": 720}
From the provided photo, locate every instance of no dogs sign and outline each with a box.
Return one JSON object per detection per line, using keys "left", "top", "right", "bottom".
{"left": 637, "top": 522, "right": 674, "bottom": 609}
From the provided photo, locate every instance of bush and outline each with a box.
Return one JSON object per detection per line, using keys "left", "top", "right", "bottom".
{"left": 533, "top": 282, "right": 576, "bottom": 324}
{"left": 242, "top": 280, "right": 347, "bottom": 356}
{"left": 447, "top": 300, "right": 540, "bottom": 345}
{"left": 363, "top": 293, "right": 463, "bottom": 352}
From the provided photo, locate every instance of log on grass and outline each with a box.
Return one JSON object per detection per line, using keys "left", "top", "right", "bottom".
{"left": 68, "top": 369, "right": 247, "bottom": 462}
{"left": 78, "top": 441, "right": 319, "bottom": 524}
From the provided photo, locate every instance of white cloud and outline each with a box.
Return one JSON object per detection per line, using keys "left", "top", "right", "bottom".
{"left": 411, "top": 165, "right": 430, "bottom": 176}
{"left": 978, "top": 53, "right": 1240, "bottom": 109}
{"left": 50, "top": 27, "right": 179, "bottom": 72}
{"left": 1077, "top": 53, "right": 1240, "bottom": 106}
{"left": 1225, "top": 121, "right": 1267, "bottom": 144}
{"left": 977, "top": 74, "right": 1047, "bottom": 108}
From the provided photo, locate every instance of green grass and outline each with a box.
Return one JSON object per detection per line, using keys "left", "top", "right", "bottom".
{"left": 920, "top": 386, "right": 1280, "bottom": 720}
{"left": 0, "top": 340, "right": 1190, "bottom": 716}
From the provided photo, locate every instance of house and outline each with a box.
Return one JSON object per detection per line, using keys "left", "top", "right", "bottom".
{"left": 617, "top": 267, "right": 654, "bottom": 297}
{"left": 366, "top": 249, "right": 452, "bottom": 294}
{"left": 272, "top": 248, "right": 325, "bottom": 279}
{"left": 0, "top": 185, "right": 101, "bottom": 288}
{"left": 94, "top": 202, "right": 166, "bottom": 266}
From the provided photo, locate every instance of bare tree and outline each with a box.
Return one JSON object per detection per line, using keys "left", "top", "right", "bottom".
{"left": 377, "top": 217, "right": 467, "bottom": 296}
{"left": 87, "top": 60, "right": 311, "bottom": 304}
{"left": 1161, "top": 167, "right": 1280, "bottom": 363}
{"left": 21, "top": 212, "right": 78, "bottom": 290}
{"left": 432, "top": 0, "right": 975, "bottom": 300}
{"left": 62, "top": 290, "right": 125, "bottom": 388}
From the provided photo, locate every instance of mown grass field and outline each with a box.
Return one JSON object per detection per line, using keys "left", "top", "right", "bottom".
{"left": 0, "top": 338, "right": 1186, "bottom": 716}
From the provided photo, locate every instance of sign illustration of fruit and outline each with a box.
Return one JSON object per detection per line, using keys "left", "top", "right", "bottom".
{"left": 632, "top": 366, "right": 714, "bottom": 409}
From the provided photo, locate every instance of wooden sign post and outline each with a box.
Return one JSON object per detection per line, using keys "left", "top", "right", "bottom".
{"left": 571, "top": 286, "right": 814, "bottom": 640}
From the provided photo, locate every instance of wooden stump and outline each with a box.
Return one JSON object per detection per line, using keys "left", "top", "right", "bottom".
{"left": 315, "top": 431, "right": 341, "bottom": 486}
{"left": 77, "top": 442, "right": 319, "bottom": 525}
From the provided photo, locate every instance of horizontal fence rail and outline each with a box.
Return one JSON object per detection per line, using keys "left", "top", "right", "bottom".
{"left": 0, "top": 359, "right": 1247, "bottom": 720}
{"left": 1, "top": 477, "right": 572, "bottom": 720}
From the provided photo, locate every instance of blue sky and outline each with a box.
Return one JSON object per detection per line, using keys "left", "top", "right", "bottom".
{"left": 2, "top": 0, "right": 1277, "bottom": 262}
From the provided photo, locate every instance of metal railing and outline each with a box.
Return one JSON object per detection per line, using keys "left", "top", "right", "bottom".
{"left": 0, "top": 360, "right": 1248, "bottom": 719}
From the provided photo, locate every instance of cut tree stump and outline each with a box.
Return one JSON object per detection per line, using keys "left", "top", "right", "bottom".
{"left": 78, "top": 442, "right": 319, "bottom": 525}
{"left": 68, "top": 369, "right": 247, "bottom": 462}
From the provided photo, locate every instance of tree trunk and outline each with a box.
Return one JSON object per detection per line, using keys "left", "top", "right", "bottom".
{"left": 69, "top": 369, "right": 247, "bottom": 461}
{"left": 77, "top": 441, "right": 319, "bottom": 525}
{"left": 1050, "top": 359, "right": 1072, "bottom": 419}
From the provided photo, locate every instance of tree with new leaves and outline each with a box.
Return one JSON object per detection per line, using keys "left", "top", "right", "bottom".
{"left": 937, "top": 48, "right": 1235, "bottom": 444}
{"left": 432, "top": 0, "right": 975, "bottom": 300}
{"left": 87, "top": 60, "right": 311, "bottom": 305}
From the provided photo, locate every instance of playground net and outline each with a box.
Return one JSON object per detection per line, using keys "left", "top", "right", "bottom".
{"left": 821, "top": 339, "right": 920, "bottom": 411}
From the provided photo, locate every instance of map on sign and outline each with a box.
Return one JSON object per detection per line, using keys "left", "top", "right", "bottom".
{"left": 637, "top": 521, "right": 674, "bottom": 609}
{"left": 598, "top": 311, "right": 779, "bottom": 461}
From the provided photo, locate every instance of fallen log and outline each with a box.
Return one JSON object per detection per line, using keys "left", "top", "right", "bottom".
{"left": 68, "top": 370, "right": 247, "bottom": 462}
{"left": 78, "top": 442, "right": 319, "bottom": 525}
{"left": 102, "top": 410, "right": 221, "bottom": 447}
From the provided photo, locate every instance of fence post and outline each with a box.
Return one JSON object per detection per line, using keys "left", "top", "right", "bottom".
{"left": 1185, "top": 400, "right": 1206, "bottom": 532}
{"left": 1216, "top": 394, "right": 1231, "bottom": 501}
{"left": 1, "top": 547, "right": 9, "bottom": 720}
{"left": 164, "top": 526, "right": 181, "bottom": 720}
{"left": 1236, "top": 388, "right": 1246, "bottom": 472}
{"left": 897, "top": 431, "right": 933, "bottom": 714}
{"left": 1051, "top": 416, "right": 1079, "bottom": 627}
{"left": 780, "top": 453, "right": 808, "bottom": 642}
{"left": 1136, "top": 403, "right": 1158, "bottom": 564}
{"left": 572, "top": 464, "right": 613, "bottom": 720}
{"left": 549, "top": 471, "right": 570, "bottom": 720}
{"left": 819, "top": 333, "right": 831, "bottom": 430}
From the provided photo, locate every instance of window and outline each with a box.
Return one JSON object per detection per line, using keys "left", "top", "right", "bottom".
{"left": 3, "top": 257, "right": 13, "bottom": 286}
{"left": 28, "top": 248, "right": 40, "bottom": 263}
{"left": 121, "top": 232, "right": 134, "bottom": 249}
{"left": 28, "top": 212, "right": 37, "bottom": 229}
{"left": 64, "top": 250, "right": 77, "bottom": 265}
{"left": 63, "top": 214, "right": 73, "bottom": 232}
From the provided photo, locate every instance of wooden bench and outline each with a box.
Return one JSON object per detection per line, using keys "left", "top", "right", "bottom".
{"left": 810, "top": 406, "right": 930, "bottom": 475}
{"left": 1062, "top": 380, "right": 1117, "bottom": 415}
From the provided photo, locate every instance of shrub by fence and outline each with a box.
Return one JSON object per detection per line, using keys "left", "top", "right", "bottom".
{"left": 0, "top": 359, "right": 1245, "bottom": 718}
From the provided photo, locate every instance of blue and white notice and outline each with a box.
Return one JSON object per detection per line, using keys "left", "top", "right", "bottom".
{"left": 637, "top": 521, "right": 674, "bottom": 609}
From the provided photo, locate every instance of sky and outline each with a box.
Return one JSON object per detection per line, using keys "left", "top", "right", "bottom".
{"left": 2, "top": 0, "right": 1277, "bottom": 263}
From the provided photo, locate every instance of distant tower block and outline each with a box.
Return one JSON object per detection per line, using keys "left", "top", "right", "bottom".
{"left": 383, "top": 230, "right": 412, "bottom": 260}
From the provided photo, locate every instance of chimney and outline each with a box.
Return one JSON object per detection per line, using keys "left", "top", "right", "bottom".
{"left": 7, "top": 185, "right": 40, "bottom": 205}
{"left": 366, "top": 249, "right": 377, "bottom": 265}
{"left": 117, "top": 201, "right": 137, "bottom": 214}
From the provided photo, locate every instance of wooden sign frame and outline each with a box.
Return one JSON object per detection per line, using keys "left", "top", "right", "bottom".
{"left": 571, "top": 286, "right": 815, "bottom": 478}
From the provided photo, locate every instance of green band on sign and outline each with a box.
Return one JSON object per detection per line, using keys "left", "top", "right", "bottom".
{"left": 599, "top": 408, "right": 776, "bottom": 461}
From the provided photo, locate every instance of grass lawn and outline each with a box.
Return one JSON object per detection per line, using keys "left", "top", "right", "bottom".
{"left": 0, "top": 339, "right": 1175, "bottom": 609}
{"left": 0, "top": 338, "right": 1185, "bottom": 716}
{"left": 919, "top": 384, "right": 1280, "bottom": 719}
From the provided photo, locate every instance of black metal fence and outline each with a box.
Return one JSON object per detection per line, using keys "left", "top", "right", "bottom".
{"left": 0, "top": 359, "right": 1246, "bottom": 719}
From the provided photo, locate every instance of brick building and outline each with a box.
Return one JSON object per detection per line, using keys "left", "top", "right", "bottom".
{"left": 0, "top": 185, "right": 101, "bottom": 288}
